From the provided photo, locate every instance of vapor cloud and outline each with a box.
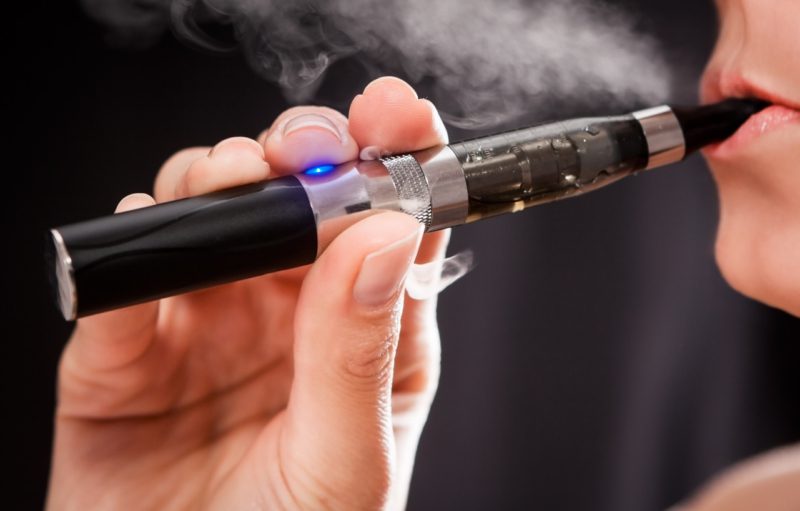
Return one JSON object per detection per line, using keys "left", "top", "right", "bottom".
{"left": 81, "top": 0, "right": 672, "bottom": 128}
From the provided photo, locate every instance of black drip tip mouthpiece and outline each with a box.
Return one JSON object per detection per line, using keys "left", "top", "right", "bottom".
{"left": 671, "top": 98, "right": 770, "bottom": 154}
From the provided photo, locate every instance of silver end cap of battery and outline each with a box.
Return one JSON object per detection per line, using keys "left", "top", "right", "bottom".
{"left": 50, "top": 229, "right": 77, "bottom": 321}
{"left": 633, "top": 105, "right": 686, "bottom": 170}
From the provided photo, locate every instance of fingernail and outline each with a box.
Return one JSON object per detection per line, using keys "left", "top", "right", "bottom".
{"left": 354, "top": 224, "right": 424, "bottom": 307}
{"left": 281, "top": 113, "right": 344, "bottom": 143}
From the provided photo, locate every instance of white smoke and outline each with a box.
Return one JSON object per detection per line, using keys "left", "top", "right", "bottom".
{"left": 406, "top": 249, "right": 475, "bottom": 300}
{"left": 81, "top": 0, "right": 672, "bottom": 128}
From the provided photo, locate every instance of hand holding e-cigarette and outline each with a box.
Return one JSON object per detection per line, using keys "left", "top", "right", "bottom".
{"left": 47, "top": 77, "right": 455, "bottom": 510}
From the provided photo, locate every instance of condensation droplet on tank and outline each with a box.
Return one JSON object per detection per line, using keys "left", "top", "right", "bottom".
{"left": 465, "top": 151, "right": 484, "bottom": 163}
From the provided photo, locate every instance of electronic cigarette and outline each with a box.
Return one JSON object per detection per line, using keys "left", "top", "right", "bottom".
{"left": 48, "top": 98, "right": 767, "bottom": 320}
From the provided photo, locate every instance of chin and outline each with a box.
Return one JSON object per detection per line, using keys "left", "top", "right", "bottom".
{"left": 706, "top": 127, "right": 800, "bottom": 318}
{"left": 714, "top": 211, "right": 800, "bottom": 317}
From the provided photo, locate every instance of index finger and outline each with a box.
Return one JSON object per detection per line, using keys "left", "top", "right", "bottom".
{"left": 348, "top": 76, "right": 449, "bottom": 156}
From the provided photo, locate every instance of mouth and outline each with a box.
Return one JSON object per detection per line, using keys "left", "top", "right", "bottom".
{"left": 701, "top": 73, "right": 800, "bottom": 158}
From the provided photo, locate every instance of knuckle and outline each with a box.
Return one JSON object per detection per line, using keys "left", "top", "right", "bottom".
{"left": 344, "top": 335, "right": 396, "bottom": 381}
{"left": 155, "top": 146, "right": 208, "bottom": 200}
{"left": 180, "top": 160, "right": 213, "bottom": 196}
{"left": 168, "top": 146, "right": 205, "bottom": 163}
{"left": 342, "top": 318, "right": 401, "bottom": 382}
{"left": 158, "top": 147, "right": 205, "bottom": 177}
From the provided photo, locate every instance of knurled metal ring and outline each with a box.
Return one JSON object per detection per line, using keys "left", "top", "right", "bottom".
{"left": 380, "top": 154, "right": 432, "bottom": 227}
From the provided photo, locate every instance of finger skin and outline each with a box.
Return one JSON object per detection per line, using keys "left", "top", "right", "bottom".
{"left": 161, "top": 137, "right": 269, "bottom": 201}
{"left": 348, "top": 76, "right": 449, "bottom": 153}
{"left": 265, "top": 78, "right": 452, "bottom": 510}
{"left": 277, "top": 212, "right": 423, "bottom": 510}
{"left": 52, "top": 77, "right": 455, "bottom": 511}
{"left": 60, "top": 136, "right": 274, "bottom": 404}
{"left": 262, "top": 106, "right": 359, "bottom": 175}
{"left": 67, "top": 193, "right": 159, "bottom": 373}
{"left": 174, "top": 137, "right": 269, "bottom": 200}
{"left": 347, "top": 76, "right": 451, "bottom": 398}
{"left": 348, "top": 77, "right": 453, "bottom": 510}
{"left": 154, "top": 147, "right": 210, "bottom": 203}
{"left": 395, "top": 228, "right": 450, "bottom": 395}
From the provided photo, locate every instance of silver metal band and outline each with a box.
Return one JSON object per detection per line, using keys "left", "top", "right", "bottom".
{"left": 297, "top": 161, "right": 391, "bottom": 256}
{"left": 50, "top": 228, "right": 77, "bottom": 321}
{"left": 380, "top": 154, "right": 433, "bottom": 226}
{"left": 632, "top": 106, "right": 686, "bottom": 170}
{"left": 411, "top": 146, "right": 469, "bottom": 229}
{"left": 297, "top": 147, "right": 469, "bottom": 256}
{"left": 381, "top": 146, "right": 469, "bottom": 229}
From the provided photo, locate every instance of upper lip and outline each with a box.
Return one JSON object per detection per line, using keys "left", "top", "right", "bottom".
{"left": 701, "top": 70, "right": 800, "bottom": 111}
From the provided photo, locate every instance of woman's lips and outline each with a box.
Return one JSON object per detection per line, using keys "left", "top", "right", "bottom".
{"left": 704, "top": 104, "right": 800, "bottom": 158}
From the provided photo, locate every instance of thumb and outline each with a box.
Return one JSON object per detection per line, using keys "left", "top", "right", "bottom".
{"left": 282, "top": 211, "right": 423, "bottom": 509}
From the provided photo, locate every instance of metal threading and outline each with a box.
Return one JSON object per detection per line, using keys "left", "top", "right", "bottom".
{"left": 380, "top": 154, "right": 433, "bottom": 227}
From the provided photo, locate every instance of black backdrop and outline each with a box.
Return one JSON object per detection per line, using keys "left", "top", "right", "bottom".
{"left": 7, "top": 1, "right": 800, "bottom": 510}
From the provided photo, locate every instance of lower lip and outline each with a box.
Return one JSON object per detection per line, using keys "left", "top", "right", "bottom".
{"left": 703, "top": 104, "right": 800, "bottom": 158}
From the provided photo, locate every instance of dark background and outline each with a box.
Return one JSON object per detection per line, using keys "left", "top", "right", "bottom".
{"left": 7, "top": 1, "right": 800, "bottom": 510}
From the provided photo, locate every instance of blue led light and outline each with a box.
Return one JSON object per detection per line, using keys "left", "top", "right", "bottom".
{"left": 303, "top": 164, "right": 335, "bottom": 176}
